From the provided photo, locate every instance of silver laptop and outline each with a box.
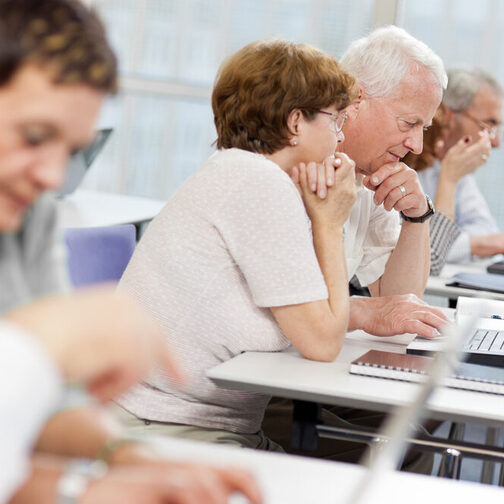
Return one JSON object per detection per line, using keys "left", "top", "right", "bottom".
{"left": 407, "top": 308, "right": 504, "bottom": 368}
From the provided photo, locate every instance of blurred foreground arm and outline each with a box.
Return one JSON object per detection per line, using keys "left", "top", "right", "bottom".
{"left": 11, "top": 454, "right": 262, "bottom": 504}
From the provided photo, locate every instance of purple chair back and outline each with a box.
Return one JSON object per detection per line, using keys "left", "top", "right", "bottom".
{"left": 64, "top": 224, "right": 136, "bottom": 287}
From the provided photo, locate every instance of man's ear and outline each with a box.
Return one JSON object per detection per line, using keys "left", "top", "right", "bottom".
{"left": 287, "top": 109, "right": 303, "bottom": 139}
{"left": 346, "top": 84, "right": 365, "bottom": 120}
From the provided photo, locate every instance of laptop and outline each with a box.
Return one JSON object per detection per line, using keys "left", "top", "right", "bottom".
{"left": 406, "top": 297, "right": 504, "bottom": 368}
{"left": 58, "top": 128, "right": 113, "bottom": 197}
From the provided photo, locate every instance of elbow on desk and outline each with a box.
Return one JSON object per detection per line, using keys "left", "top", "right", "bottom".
{"left": 294, "top": 321, "right": 347, "bottom": 362}
{"left": 271, "top": 301, "right": 347, "bottom": 362}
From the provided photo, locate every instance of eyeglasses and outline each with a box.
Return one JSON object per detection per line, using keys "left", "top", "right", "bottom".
{"left": 458, "top": 110, "right": 502, "bottom": 140}
{"left": 318, "top": 110, "right": 347, "bottom": 134}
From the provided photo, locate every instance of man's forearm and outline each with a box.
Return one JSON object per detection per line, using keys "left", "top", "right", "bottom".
{"left": 378, "top": 221, "right": 430, "bottom": 297}
{"left": 470, "top": 233, "right": 504, "bottom": 257}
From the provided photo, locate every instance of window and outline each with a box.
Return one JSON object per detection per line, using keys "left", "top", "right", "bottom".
{"left": 85, "top": 0, "right": 374, "bottom": 199}
{"left": 399, "top": 0, "right": 504, "bottom": 228}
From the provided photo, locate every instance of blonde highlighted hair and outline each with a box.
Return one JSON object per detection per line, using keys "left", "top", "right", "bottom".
{"left": 0, "top": 0, "right": 117, "bottom": 92}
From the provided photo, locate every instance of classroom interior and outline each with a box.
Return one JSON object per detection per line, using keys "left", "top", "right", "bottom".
{"left": 5, "top": 0, "right": 504, "bottom": 502}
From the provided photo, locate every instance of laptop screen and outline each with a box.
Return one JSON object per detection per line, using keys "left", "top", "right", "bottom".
{"left": 58, "top": 128, "right": 113, "bottom": 197}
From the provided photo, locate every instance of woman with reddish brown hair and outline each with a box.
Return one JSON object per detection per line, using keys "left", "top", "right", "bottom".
{"left": 115, "top": 39, "right": 358, "bottom": 449}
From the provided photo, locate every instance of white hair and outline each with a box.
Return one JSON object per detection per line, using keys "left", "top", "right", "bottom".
{"left": 443, "top": 68, "right": 503, "bottom": 111}
{"left": 340, "top": 25, "right": 447, "bottom": 99}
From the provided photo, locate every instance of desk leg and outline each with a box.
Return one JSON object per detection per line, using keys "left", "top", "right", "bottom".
{"left": 481, "top": 428, "right": 498, "bottom": 484}
{"left": 438, "top": 422, "right": 464, "bottom": 479}
{"left": 439, "top": 448, "right": 462, "bottom": 479}
{"left": 291, "top": 400, "right": 321, "bottom": 451}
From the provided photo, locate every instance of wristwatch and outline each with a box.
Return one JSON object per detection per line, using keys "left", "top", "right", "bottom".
{"left": 400, "top": 195, "right": 435, "bottom": 223}
{"left": 57, "top": 459, "right": 107, "bottom": 504}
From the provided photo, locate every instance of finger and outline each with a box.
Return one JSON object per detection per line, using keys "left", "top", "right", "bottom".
{"left": 373, "top": 173, "right": 410, "bottom": 206}
{"left": 290, "top": 165, "right": 300, "bottom": 185}
{"left": 306, "top": 162, "right": 318, "bottom": 192}
{"left": 218, "top": 468, "right": 263, "bottom": 504}
{"left": 334, "top": 151, "right": 353, "bottom": 166}
{"left": 415, "top": 310, "right": 449, "bottom": 331}
{"left": 362, "top": 176, "right": 375, "bottom": 192}
{"left": 317, "top": 163, "right": 327, "bottom": 199}
{"left": 332, "top": 156, "right": 342, "bottom": 171}
{"left": 334, "top": 153, "right": 355, "bottom": 179}
{"left": 383, "top": 186, "right": 405, "bottom": 211}
{"left": 87, "top": 368, "right": 139, "bottom": 403}
{"left": 164, "top": 469, "right": 214, "bottom": 504}
{"left": 325, "top": 157, "right": 335, "bottom": 186}
{"left": 391, "top": 193, "right": 418, "bottom": 213}
{"left": 367, "top": 162, "right": 404, "bottom": 188}
{"left": 291, "top": 166, "right": 302, "bottom": 196}
{"left": 298, "top": 162, "right": 309, "bottom": 191}
{"left": 423, "top": 305, "right": 448, "bottom": 321}
{"left": 402, "top": 320, "right": 441, "bottom": 339}
{"left": 192, "top": 469, "right": 228, "bottom": 504}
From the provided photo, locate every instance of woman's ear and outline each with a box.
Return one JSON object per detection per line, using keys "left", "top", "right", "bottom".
{"left": 287, "top": 109, "right": 303, "bottom": 145}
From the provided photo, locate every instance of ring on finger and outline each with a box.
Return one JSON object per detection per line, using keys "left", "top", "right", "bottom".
{"left": 398, "top": 185, "right": 407, "bottom": 197}
{"left": 481, "top": 154, "right": 489, "bottom": 161}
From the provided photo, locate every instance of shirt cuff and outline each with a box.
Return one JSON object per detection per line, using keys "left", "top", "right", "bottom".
{"left": 355, "top": 252, "right": 392, "bottom": 287}
{"left": 446, "top": 232, "right": 471, "bottom": 264}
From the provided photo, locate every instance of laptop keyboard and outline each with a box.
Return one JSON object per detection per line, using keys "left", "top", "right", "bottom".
{"left": 465, "top": 330, "right": 504, "bottom": 353}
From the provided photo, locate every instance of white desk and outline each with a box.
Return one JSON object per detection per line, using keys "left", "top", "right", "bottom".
{"left": 151, "top": 436, "right": 504, "bottom": 503}
{"left": 425, "top": 262, "right": 504, "bottom": 302}
{"left": 208, "top": 330, "right": 504, "bottom": 428}
{"left": 57, "top": 189, "right": 166, "bottom": 229}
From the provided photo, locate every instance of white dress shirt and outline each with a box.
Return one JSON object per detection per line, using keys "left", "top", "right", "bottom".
{"left": 343, "top": 177, "right": 401, "bottom": 286}
{"left": 417, "top": 160, "right": 499, "bottom": 263}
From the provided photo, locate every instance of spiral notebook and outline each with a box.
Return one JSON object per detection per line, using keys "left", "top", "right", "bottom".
{"left": 350, "top": 350, "right": 504, "bottom": 395}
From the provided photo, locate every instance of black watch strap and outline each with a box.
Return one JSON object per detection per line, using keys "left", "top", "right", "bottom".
{"left": 400, "top": 195, "right": 435, "bottom": 223}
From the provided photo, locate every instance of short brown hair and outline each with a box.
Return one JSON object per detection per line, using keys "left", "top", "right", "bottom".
{"left": 403, "top": 103, "right": 448, "bottom": 171}
{"left": 0, "top": 0, "right": 117, "bottom": 92}
{"left": 212, "top": 39, "right": 356, "bottom": 154}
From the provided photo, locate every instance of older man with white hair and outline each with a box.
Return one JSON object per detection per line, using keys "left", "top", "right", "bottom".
{"left": 416, "top": 68, "right": 503, "bottom": 264}
{"left": 337, "top": 25, "right": 448, "bottom": 335}
{"left": 264, "top": 25, "right": 448, "bottom": 473}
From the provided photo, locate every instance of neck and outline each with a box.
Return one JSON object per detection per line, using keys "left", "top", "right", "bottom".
{"left": 265, "top": 147, "right": 297, "bottom": 174}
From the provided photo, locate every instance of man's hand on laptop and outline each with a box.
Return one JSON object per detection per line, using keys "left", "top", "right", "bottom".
{"left": 349, "top": 294, "right": 448, "bottom": 338}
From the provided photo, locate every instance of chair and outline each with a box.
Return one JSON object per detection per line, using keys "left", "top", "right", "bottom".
{"left": 64, "top": 224, "right": 136, "bottom": 287}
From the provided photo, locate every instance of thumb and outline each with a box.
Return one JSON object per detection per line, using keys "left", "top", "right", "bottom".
{"left": 291, "top": 165, "right": 303, "bottom": 196}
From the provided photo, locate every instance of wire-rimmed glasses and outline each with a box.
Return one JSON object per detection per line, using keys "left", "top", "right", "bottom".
{"left": 318, "top": 110, "right": 347, "bottom": 134}
{"left": 458, "top": 110, "right": 502, "bottom": 140}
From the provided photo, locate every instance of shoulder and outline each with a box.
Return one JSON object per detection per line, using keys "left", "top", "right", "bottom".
{"left": 205, "top": 148, "right": 298, "bottom": 199}
{"left": 210, "top": 148, "right": 291, "bottom": 180}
